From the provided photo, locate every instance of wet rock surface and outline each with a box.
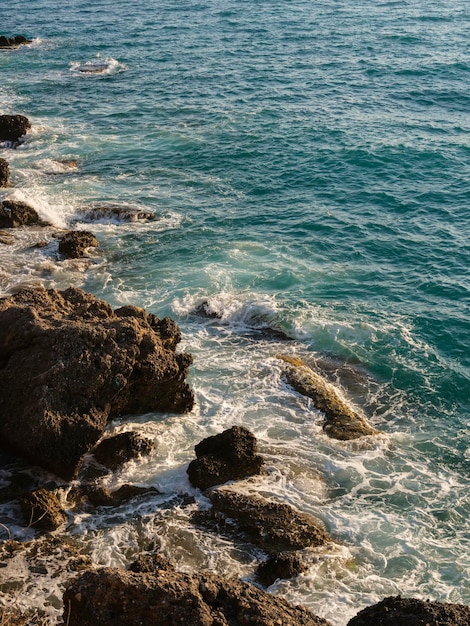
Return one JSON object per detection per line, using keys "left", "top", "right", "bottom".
{"left": 63, "top": 565, "right": 333, "bottom": 626}
{"left": 92, "top": 431, "right": 155, "bottom": 470}
{"left": 58, "top": 230, "right": 99, "bottom": 258}
{"left": 76, "top": 204, "right": 155, "bottom": 223}
{"left": 256, "top": 551, "right": 309, "bottom": 586}
{"left": 0, "top": 114, "right": 31, "bottom": 143}
{"left": 0, "top": 200, "right": 47, "bottom": 228}
{"left": 347, "top": 595, "right": 470, "bottom": 626}
{"left": 200, "top": 488, "right": 331, "bottom": 552}
{"left": 277, "top": 355, "right": 378, "bottom": 440}
{"left": 20, "top": 488, "right": 67, "bottom": 531}
{"left": 72, "top": 483, "right": 160, "bottom": 508}
{"left": 0, "top": 35, "right": 32, "bottom": 48}
{"left": 0, "top": 287, "right": 194, "bottom": 479}
{"left": 187, "top": 426, "right": 264, "bottom": 490}
{"left": 0, "top": 157, "right": 10, "bottom": 186}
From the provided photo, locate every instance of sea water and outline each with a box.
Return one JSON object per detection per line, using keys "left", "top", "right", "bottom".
{"left": 0, "top": 0, "right": 469, "bottom": 623}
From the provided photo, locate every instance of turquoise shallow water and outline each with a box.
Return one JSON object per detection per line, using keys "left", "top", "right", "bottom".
{"left": 1, "top": 0, "right": 469, "bottom": 623}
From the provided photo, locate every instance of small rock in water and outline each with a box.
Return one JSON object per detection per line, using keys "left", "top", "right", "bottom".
{"left": 58, "top": 230, "right": 99, "bottom": 258}
{"left": 92, "top": 431, "right": 154, "bottom": 470}
{"left": 0, "top": 35, "right": 32, "bottom": 48}
{"left": 256, "top": 551, "right": 308, "bottom": 586}
{"left": 0, "top": 200, "right": 47, "bottom": 228}
{"left": 0, "top": 114, "right": 31, "bottom": 143}
{"left": 77, "top": 204, "right": 155, "bottom": 223}
{"left": 0, "top": 158, "right": 10, "bottom": 187}
{"left": 20, "top": 488, "right": 67, "bottom": 531}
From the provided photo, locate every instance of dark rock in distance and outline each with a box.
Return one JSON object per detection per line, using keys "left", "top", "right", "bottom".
{"left": 63, "top": 566, "right": 333, "bottom": 626}
{"left": 0, "top": 35, "right": 32, "bottom": 48}
{"left": 77, "top": 204, "right": 156, "bottom": 223}
{"left": 0, "top": 114, "right": 31, "bottom": 142}
{"left": 187, "top": 425, "right": 264, "bottom": 490}
{"left": 0, "top": 158, "right": 10, "bottom": 186}
{"left": 347, "top": 595, "right": 470, "bottom": 626}
{"left": 0, "top": 287, "right": 194, "bottom": 479}
{"left": 203, "top": 488, "right": 331, "bottom": 552}
{"left": 277, "top": 355, "right": 378, "bottom": 440}
{"left": 256, "top": 551, "right": 308, "bottom": 586}
{"left": 0, "top": 200, "right": 47, "bottom": 228}
{"left": 92, "top": 431, "right": 154, "bottom": 470}
{"left": 58, "top": 230, "right": 99, "bottom": 258}
{"left": 20, "top": 488, "right": 67, "bottom": 531}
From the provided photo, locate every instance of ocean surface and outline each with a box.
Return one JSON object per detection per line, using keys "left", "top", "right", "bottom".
{"left": 1, "top": 0, "right": 469, "bottom": 623}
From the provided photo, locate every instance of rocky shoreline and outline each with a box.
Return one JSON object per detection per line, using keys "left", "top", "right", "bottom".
{"left": 1, "top": 114, "right": 469, "bottom": 625}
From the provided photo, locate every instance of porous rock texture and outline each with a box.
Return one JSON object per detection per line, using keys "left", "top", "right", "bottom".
{"left": 58, "top": 230, "right": 99, "bottom": 258}
{"left": 0, "top": 157, "right": 10, "bottom": 186}
{"left": 347, "top": 595, "right": 470, "bottom": 626}
{"left": 0, "top": 114, "right": 31, "bottom": 142}
{"left": 63, "top": 566, "right": 332, "bottom": 626}
{"left": 187, "top": 425, "right": 264, "bottom": 490}
{"left": 277, "top": 355, "right": 378, "bottom": 440}
{"left": 0, "top": 287, "right": 194, "bottom": 479}
{"left": 92, "top": 431, "right": 154, "bottom": 470}
{"left": 0, "top": 200, "right": 47, "bottom": 228}
{"left": 202, "top": 488, "right": 331, "bottom": 552}
{"left": 256, "top": 551, "right": 308, "bottom": 587}
{"left": 20, "top": 488, "right": 67, "bottom": 531}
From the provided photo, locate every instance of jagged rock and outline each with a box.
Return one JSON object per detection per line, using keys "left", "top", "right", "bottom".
{"left": 19, "top": 488, "right": 67, "bottom": 531}
{"left": 0, "top": 35, "right": 32, "bottom": 48}
{"left": 58, "top": 230, "right": 99, "bottom": 258}
{"left": 192, "top": 300, "right": 222, "bottom": 319}
{"left": 74, "top": 483, "right": 160, "bottom": 508}
{"left": 347, "top": 595, "right": 470, "bottom": 626}
{"left": 0, "top": 200, "right": 47, "bottom": 228}
{"left": 129, "top": 552, "right": 175, "bottom": 573}
{"left": 0, "top": 157, "right": 10, "bottom": 186}
{"left": 63, "top": 566, "right": 332, "bottom": 626}
{"left": 76, "top": 204, "right": 155, "bottom": 223}
{"left": 0, "top": 287, "right": 194, "bottom": 479}
{"left": 0, "top": 229, "right": 15, "bottom": 245}
{"left": 256, "top": 552, "right": 308, "bottom": 586}
{"left": 277, "top": 355, "right": 378, "bottom": 440}
{"left": 200, "top": 488, "right": 331, "bottom": 552}
{"left": 92, "top": 431, "right": 154, "bottom": 470}
{"left": 187, "top": 426, "right": 264, "bottom": 490}
{"left": 0, "top": 114, "right": 31, "bottom": 142}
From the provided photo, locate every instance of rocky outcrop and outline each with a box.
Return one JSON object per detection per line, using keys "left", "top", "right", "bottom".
{"left": 0, "top": 200, "right": 47, "bottom": 228}
{"left": 92, "top": 432, "right": 154, "bottom": 470}
{"left": 0, "top": 114, "right": 31, "bottom": 142}
{"left": 58, "top": 230, "right": 99, "bottom": 258}
{"left": 347, "top": 595, "right": 470, "bottom": 626}
{"left": 0, "top": 35, "right": 32, "bottom": 48}
{"left": 199, "top": 488, "right": 331, "bottom": 552}
{"left": 76, "top": 204, "right": 155, "bottom": 223}
{"left": 277, "top": 355, "right": 378, "bottom": 440}
{"left": 256, "top": 551, "right": 308, "bottom": 586}
{"left": 187, "top": 426, "right": 264, "bottom": 490}
{"left": 0, "top": 287, "right": 194, "bottom": 479}
{"left": 63, "top": 566, "right": 332, "bottom": 626}
{"left": 20, "top": 488, "right": 67, "bottom": 531}
{"left": 0, "top": 157, "right": 10, "bottom": 186}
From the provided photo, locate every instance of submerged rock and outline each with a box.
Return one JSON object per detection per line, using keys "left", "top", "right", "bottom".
{"left": 0, "top": 157, "right": 10, "bottom": 186}
{"left": 92, "top": 431, "right": 154, "bottom": 470}
{"left": 0, "top": 114, "right": 31, "bottom": 143}
{"left": 63, "top": 566, "right": 332, "bottom": 626}
{"left": 347, "top": 595, "right": 470, "bottom": 626}
{"left": 20, "top": 488, "right": 67, "bottom": 531}
{"left": 202, "top": 488, "right": 331, "bottom": 552}
{"left": 0, "top": 287, "right": 194, "bottom": 479}
{"left": 187, "top": 426, "right": 264, "bottom": 490}
{"left": 72, "top": 483, "right": 160, "bottom": 508}
{"left": 256, "top": 551, "right": 308, "bottom": 586}
{"left": 0, "top": 200, "right": 47, "bottom": 228}
{"left": 58, "top": 230, "right": 99, "bottom": 258}
{"left": 0, "top": 35, "right": 32, "bottom": 48}
{"left": 277, "top": 355, "right": 378, "bottom": 440}
{"left": 76, "top": 204, "right": 156, "bottom": 223}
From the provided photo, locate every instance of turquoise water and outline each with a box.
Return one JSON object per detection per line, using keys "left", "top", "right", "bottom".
{"left": 1, "top": 1, "right": 469, "bottom": 623}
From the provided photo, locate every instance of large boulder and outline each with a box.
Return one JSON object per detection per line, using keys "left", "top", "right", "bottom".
{"left": 0, "top": 287, "right": 194, "bottom": 479}
{"left": 0, "top": 158, "right": 10, "bottom": 186}
{"left": 187, "top": 426, "right": 264, "bottom": 490}
{"left": 0, "top": 200, "right": 47, "bottom": 228}
{"left": 58, "top": 230, "right": 99, "bottom": 258}
{"left": 201, "top": 488, "right": 331, "bottom": 552}
{"left": 0, "top": 114, "right": 31, "bottom": 142}
{"left": 347, "top": 595, "right": 470, "bottom": 626}
{"left": 277, "top": 355, "right": 378, "bottom": 440}
{"left": 63, "top": 566, "right": 332, "bottom": 626}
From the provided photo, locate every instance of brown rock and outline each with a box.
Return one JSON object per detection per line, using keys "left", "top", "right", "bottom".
{"left": 19, "top": 488, "right": 67, "bottom": 531}
{"left": 76, "top": 483, "right": 160, "bottom": 508}
{"left": 277, "top": 355, "right": 378, "bottom": 440}
{"left": 256, "top": 552, "right": 308, "bottom": 586}
{"left": 0, "top": 114, "right": 31, "bottom": 142}
{"left": 187, "top": 426, "right": 264, "bottom": 490}
{"left": 203, "top": 488, "right": 331, "bottom": 552}
{"left": 92, "top": 431, "right": 154, "bottom": 470}
{"left": 0, "top": 287, "right": 194, "bottom": 479}
{"left": 58, "top": 230, "right": 99, "bottom": 258}
{"left": 347, "top": 595, "right": 470, "bottom": 626}
{"left": 63, "top": 566, "right": 332, "bottom": 626}
{"left": 77, "top": 204, "right": 155, "bottom": 223}
{"left": 0, "top": 157, "right": 10, "bottom": 186}
{"left": 0, "top": 200, "right": 47, "bottom": 228}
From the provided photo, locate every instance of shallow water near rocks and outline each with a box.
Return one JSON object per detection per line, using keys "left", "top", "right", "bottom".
{"left": 1, "top": 1, "right": 469, "bottom": 624}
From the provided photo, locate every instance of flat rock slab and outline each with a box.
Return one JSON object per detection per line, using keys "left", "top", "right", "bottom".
{"left": 347, "top": 595, "right": 470, "bottom": 626}
{"left": 277, "top": 355, "right": 378, "bottom": 440}
{"left": 203, "top": 488, "right": 331, "bottom": 552}
{"left": 0, "top": 287, "right": 194, "bottom": 479}
{"left": 63, "top": 566, "right": 332, "bottom": 626}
